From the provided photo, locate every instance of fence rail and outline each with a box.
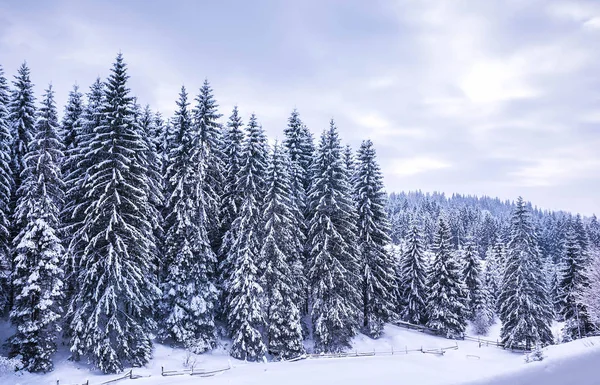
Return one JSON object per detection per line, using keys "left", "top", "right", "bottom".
{"left": 391, "top": 320, "right": 532, "bottom": 352}
{"left": 161, "top": 363, "right": 232, "bottom": 377}
{"left": 287, "top": 342, "right": 459, "bottom": 362}
{"left": 56, "top": 370, "right": 147, "bottom": 385}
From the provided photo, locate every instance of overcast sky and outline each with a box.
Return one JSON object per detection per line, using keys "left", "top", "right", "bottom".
{"left": 1, "top": 0, "right": 599, "bottom": 215}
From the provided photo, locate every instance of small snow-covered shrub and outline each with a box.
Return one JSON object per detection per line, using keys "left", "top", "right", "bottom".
{"left": 182, "top": 350, "right": 196, "bottom": 369}
{"left": 525, "top": 344, "right": 545, "bottom": 363}
{"left": 472, "top": 310, "right": 491, "bottom": 335}
{"left": 0, "top": 355, "right": 23, "bottom": 374}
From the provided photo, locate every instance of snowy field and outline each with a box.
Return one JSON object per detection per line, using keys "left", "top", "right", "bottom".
{"left": 3, "top": 322, "right": 599, "bottom": 385}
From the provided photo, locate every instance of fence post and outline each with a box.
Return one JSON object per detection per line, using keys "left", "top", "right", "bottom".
{"left": 130, "top": 370, "right": 133, "bottom": 379}
{"left": 391, "top": 346, "right": 394, "bottom": 355}
{"left": 161, "top": 366, "right": 164, "bottom": 376}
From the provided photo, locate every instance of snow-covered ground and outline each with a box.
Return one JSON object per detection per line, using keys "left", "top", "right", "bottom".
{"left": 3, "top": 322, "right": 599, "bottom": 385}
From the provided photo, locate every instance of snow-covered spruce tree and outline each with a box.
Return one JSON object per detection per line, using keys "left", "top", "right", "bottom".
{"left": 60, "top": 84, "right": 84, "bottom": 161}
{"left": 398, "top": 222, "right": 428, "bottom": 324}
{"left": 482, "top": 251, "right": 500, "bottom": 327}
{"left": 472, "top": 282, "right": 494, "bottom": 335}
{"left": 572, "top": 214, "right": 589, "bottom": 254}
{"left": 216, "top": 106, "right": 245, "bottom": 324}
{"left": 59, "top": 83, "right": 84, "bottom": 235}
{"left": 353, "top": 139, "right": 396, "bottom": 337}
{"left": 557, "top": 224, "right": 594, "bottom": 340}
{"left": 343, "top": 144, "right": 355, "bottom": 180}
{"left": 283, "top": 109, "right": 314, "bottom": 196}
{"left": 193, "top": 80, "right": 224, "bottom": 253}
{"left": 159, "top": 86, "right": 218, "bottom": 353}
{"left": 307, "top": 120, "right": 361, "bottom": 353}
{"left": 137, "top": 104, "right": 164, "bottom": 282}
{"left": 219, "top": 106, "right": 245, "bottom": 264}
{"left": 282, "top": 109, "right": 313, "bottom": 313}
{"left": 62, "top": 78, "right": 103, "bottom": 315}
{"left": 588, "top": 215, "right": 600, "bottom": 250}
{"left": 151, "top": 111, "right": 169, "bottom": 166}
{"left": 9, "top": 85, "right": 64, "bottom": 373}
{"left": 498, "top": 197, "right": 553, "bottom": 349}
{"left": 8, "top": 62, "right": 36, "bottom": 195}
{"left": 485, "top": 240, "right": 505, "bottom": 308}
{"left": 426, "top": 216, "right": 467, "bottom": 338}
{"left": 549, "top": 267, "right": 561, "bottom": 318}
{"left": 579, "top": 250, "right": 600, "bottom": 328}
{"left": 67, "top": 54, "right": 159, "bottom": 373}
{"left": 260, "top": 142, "right": 305, "bottom": 360}
{"left": 462, "top": 237, "right": 483, "bottom": 318}
{"left": 225, "top": 113, "right": 268, "bottom": 361}
{"left": 0, "top": 66, "right": 13, "bottom": 313}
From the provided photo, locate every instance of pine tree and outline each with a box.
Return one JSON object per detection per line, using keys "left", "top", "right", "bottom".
{"left": 68, "top": 54, "right": 159, "bottom": 373}
{"left": 261, "top": 143, "right": 305, "bottom": 360}
{"left": 462, "top": 237, "right": 483, "bottom": 318}
{"left": 62, "top": 78, "right": 103, "bottom": 312}
{"left": 307, "top": 120, "right": 360, "bottom": 353}
{"left": 498, "top": 197, "right": 553, "bottom": 349}
{"left": 9, "top": 62, "right": 36, "bottom": 195}
{"left": 283, "top": 109, "right": 314, "bottom": 196}
{"left": 60, "top": 83, "right": 85, "bottom": 239}
{"left": 572, "top": 214, "right": 589, "bottom": 254}
{"left": 154, "top": 111, "right": 169, "bottom": 164}
{"left": 61, "top": 84, "right": 84, "bottom": 158}
{"left": 282, "top": 109, "right": 313, "bottom": 312}
{"left": 219, "top": 106, "right": 245, "bottom": 260}
{"left": 9, "top": 85, "right": 64, "bottom": 373}
{"left": 225, "top": 113, "right": 268, "bottom": 361}
{"left": 344, "top": 144, "right": 355, "bottom": 180}
{"left": 472, "top": 283, "right": 494, "bottom": 335}
{"left": 579, "top": 252, "right": 600, "bottom": 328}
{"left": 587, "top": 215, "right": 600, "bottom": 249}
{"left": 398, "top": 222, "right": 428, "bottom": 324}
{"left": 0, "top": 66, "right": 13, "bottom": 313}
{"left": 426, "top": 216, "right": 467, "bottom": 338}
{"left": 354, "top": 139, "right": 396, "bottom": 337}
{"left": 549, "top": 267, "right": 561, "bottom": 318}
{"left": 193, "top": 80, "right": 223, "bottom": 253}
{"left": 485, "top": 240, "right": 505, "bottom": 308}
{"left": 137, "top": 104, "right": 164, "bottom": 282}
{"left": 557, "top": 224, "right": 594, "bottom": 340}
{"left": 159, "top": 86, "right": 218, "bottom": 352}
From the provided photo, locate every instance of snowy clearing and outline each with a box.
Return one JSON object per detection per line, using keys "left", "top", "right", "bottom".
{"left": 4, "top": 323, "right": 598, "bottom": 385}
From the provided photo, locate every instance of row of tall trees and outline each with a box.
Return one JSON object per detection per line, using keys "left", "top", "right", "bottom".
{"left": 0, "top": 55, "right": 397, "bottom": 373}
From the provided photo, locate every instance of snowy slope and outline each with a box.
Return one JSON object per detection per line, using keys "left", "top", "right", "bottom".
{"left": 462, "top": 337, "right": 600, "bottom": 385}
{"left": 2, "top": 324, "right": 598, "bottom": 385}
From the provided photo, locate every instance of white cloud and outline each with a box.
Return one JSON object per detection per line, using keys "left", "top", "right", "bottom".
{"left": 584, "top": 17, "right": 600, "bottom": 29}
{"left": 460, "top": 60, "right": 538, "bottom": 104}
{"left": 547, "top": 1, "right": 600, "bottom": 23}
{"left": 509, "top": 149, "right": 600, "bottom": 187}
{"left": 388, "top": 156, "right": 451, "bottom": 177}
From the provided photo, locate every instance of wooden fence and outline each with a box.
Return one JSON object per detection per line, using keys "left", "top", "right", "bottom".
{"left": 391, "top": 320, "right": 531, "bottom": 352}
{"left": 160, "top": 362, "right": 232, "bottom": 377}
{"left": 284, "top": 343, "right": 459, "bottom": 362}
{"left": 56, "top": 370, "right": 149, "bottom": 385}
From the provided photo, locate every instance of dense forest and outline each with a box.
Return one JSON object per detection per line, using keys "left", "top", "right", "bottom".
{"left": 0, "top": 54, "right": 598, "bottom": 374}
